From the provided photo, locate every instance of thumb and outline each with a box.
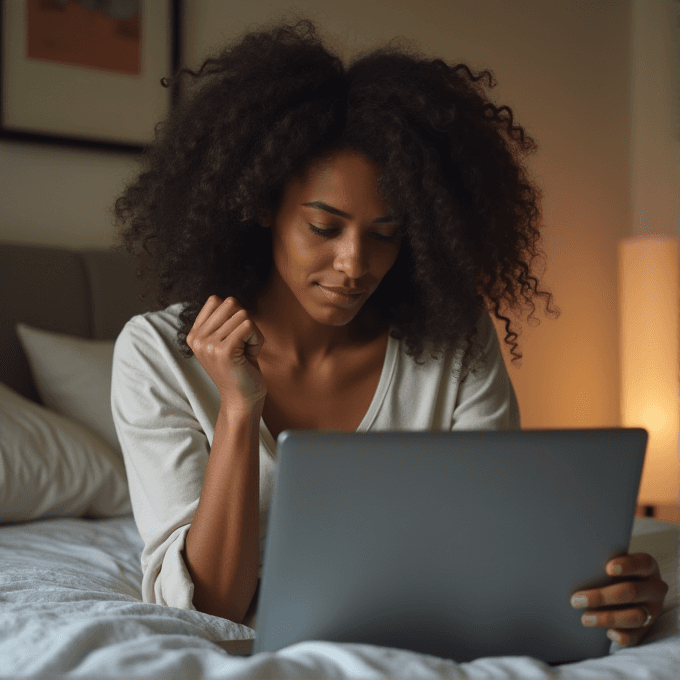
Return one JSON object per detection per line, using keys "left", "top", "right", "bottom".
{"left": 244, "top": 331, "right": 260, "bottom": 355}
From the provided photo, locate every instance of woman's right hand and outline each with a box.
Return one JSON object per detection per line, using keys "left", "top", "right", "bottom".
{"left": 186, "top": 295, "right": 267, "bottom": 411}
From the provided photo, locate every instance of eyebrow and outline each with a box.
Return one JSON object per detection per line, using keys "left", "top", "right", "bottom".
{"left": 302, "top": 201, "right": 396, "bottom": 223}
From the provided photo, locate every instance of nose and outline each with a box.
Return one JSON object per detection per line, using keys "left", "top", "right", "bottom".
{"left": 332, "top": 232, "right": 372, "bottom": 279}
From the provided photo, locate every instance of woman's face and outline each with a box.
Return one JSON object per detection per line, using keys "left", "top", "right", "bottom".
{"left": 259, "top": 150, "right": 402, "bottom": 329}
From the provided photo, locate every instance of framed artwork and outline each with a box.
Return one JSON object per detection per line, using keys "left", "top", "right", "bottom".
{"left": 0, "top": 0, "right": 181, "bottom": 154}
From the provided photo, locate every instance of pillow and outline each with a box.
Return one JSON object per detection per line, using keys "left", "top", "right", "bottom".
{"left": 15, "top": 323, "right": 121, "bottom": 458}
{"left": 0, "top": 381, "right": 131, "bottom": 523}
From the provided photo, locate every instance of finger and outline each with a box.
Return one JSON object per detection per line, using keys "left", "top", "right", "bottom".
{"left": 572, "top": 576, "right": 668, "bottom": 609}
{"left": 237, "top": 319, "right": 265, "bottom": 355}
{"left": 607, "top": 553, "right": 660, "bottom": 579}
{"left": 606, "top": 627, "right": 645, "bottom": 647}
{"left": 193, "top": 297, "right": 241, "bottom": 341}
{"left": 212, "top": 308, "right": 249, "bottom": 344}
{"left": 188, "top": 295, "right": 224, "bottom": 339}
{"left": 224, "top": 317, "right": 263, "bottom": 365}
{"left": 243, "top": 329, "right": 260, "bottom": 351}
{"left": 579, "top": 604, "right": 655, "bottom": 630}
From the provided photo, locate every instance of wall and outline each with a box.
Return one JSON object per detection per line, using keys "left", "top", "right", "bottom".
{"left": 1, "top": 1, "right": 678, "bottom": 505}
{"left": 630, "top": 0, "right": 679, "bottom": 242}
{"left": 627, "top": 0, "right": 680, "bottom": 509}
{"left": 0, "top": 141, "right": 139, "bottom": 247}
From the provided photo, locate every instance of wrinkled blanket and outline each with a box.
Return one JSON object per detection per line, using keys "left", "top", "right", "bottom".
{"left": 0, "top": 514, "right": 677, "bottom": 679}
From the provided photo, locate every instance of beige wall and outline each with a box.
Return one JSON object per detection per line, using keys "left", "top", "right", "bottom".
{"left": 1, "top": 1, "right": 678, "bottom": 500}
{"left": 630, "top": 0, "right": 679, "bottom": 241}
{"left": 627, "top": 0, "right": 680, "bottom": 506}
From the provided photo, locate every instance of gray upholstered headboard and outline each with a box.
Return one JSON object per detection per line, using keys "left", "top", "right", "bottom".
{"left": 0, "top": 241, "right": 178, "bottom": 407}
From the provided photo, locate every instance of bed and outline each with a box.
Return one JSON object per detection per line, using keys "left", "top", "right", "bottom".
{"left": 0, "top": 239, "right": 678, "bottom": 679}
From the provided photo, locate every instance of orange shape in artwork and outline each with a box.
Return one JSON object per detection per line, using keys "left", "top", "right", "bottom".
{"left": 26, "top": 0, "right": 141, "bottom": 75}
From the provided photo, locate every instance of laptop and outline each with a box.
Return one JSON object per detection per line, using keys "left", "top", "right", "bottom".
{"left": 215, "top": 427, "right": 648, "bottom": 665}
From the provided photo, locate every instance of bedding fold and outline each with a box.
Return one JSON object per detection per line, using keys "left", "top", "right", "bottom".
{"left": 0, "top": 514, "right": 677, "bottom": 679}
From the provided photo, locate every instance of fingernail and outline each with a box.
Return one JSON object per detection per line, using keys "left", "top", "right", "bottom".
{"left": 571, "top": 594, "right": 588, "bottom": 608}
{"left": 608, "top": 563, "right": 623, "bottom": 575}
{"left": 607, "top": 630, "right": 620, "bottom": 642}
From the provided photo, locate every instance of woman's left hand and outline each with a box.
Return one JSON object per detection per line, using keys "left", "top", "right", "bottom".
{"left": 570, "top": 552, "right": 669, "bottom": 647}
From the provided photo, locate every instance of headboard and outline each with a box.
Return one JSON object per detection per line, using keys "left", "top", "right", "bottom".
{"left": 0, "top": 241, "right": 177, "bottom": 407}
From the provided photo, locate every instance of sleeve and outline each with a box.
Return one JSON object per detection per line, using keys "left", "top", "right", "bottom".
{"left": 451, "top": 310, "right": 521, "bottom": 431}
{"left": 111, "top": 316, "right": 207, "bottom": 611}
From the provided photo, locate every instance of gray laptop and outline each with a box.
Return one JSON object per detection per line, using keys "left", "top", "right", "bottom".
{"left": 217, "top": 427, "right": 647, "bottom": 665}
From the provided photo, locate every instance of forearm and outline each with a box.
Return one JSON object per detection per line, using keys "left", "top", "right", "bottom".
{"left": 183, "top": 404, "right": 261, "bottom": 623}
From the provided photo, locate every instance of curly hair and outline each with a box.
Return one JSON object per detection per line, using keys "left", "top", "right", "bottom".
{"left": 113, "top": 15, "right": 560, "bottom": 378}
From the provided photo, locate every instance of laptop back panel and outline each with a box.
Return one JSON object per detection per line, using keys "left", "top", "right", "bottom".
{"left": 253, "top": 428, "right": 647, "bottom": 663}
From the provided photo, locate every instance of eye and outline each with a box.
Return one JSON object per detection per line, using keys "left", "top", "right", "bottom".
{"left": 308, "top": 224, "right": 398, "bottom": 243}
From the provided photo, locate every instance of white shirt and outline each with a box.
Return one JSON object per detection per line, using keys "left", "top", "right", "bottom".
{"left": 111, "top": 302, "right": 521, "bottom": 627}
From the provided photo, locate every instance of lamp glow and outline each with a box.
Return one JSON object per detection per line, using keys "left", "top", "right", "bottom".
{"left": 618, "top": 235, "right": 679, "bottom": 508}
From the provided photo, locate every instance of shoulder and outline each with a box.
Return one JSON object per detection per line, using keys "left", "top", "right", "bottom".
{"left": 114, "top": 302, "right": 187, "bottom": 359}
{"left": 119, "top": 302, "right": 186, "bottom": 337}
{"left": 455, "top": 308, "right": 500, "bottom": 377}
{"left": 112, "top": 303, "right": 195, "bottom": 405}
{"left": 392, "top": 308, "right": 494, "bottom": 379}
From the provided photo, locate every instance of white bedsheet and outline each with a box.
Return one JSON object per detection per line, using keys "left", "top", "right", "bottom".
{"left": 0, "top": 513, "right": 677, "bottom": 679}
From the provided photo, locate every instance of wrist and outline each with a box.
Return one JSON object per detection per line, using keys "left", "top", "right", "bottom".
{"left": 220, "top": 400, "right": 264, "bottom": 426}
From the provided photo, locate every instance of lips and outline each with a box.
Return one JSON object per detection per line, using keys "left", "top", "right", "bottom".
{"left": 316, "top": 284, "right": 365, "bottom": 306}
{"left": 319, "top": 286, "right": 365, "bottom": 295}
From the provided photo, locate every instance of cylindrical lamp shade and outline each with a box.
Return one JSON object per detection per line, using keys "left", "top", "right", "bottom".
{"left": 618, "top": 235, "right": 679, "bottom": 506}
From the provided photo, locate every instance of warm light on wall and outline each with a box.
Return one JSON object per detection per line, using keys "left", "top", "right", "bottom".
{"left": 618, "top": 235, "right": 679, "bottom": 507}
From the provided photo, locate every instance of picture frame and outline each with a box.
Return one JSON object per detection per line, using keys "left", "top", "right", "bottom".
{"left": 0, "top": 0, "right": 181, "bottom": 154}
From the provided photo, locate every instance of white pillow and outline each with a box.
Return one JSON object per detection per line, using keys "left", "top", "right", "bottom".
{"left": 0, "top": 381, "right": 131, "bottom": 523}
{"left": 15, "top": 323, "right": 121, "bottom": 458}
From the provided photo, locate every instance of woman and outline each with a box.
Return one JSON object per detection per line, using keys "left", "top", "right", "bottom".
{"left": 111, "top": 16, "right": 668, "bottom": 642}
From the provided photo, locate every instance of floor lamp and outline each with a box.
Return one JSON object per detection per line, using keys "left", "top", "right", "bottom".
{"left": 619, "top": 235, "right": 679, "bottom": 520}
